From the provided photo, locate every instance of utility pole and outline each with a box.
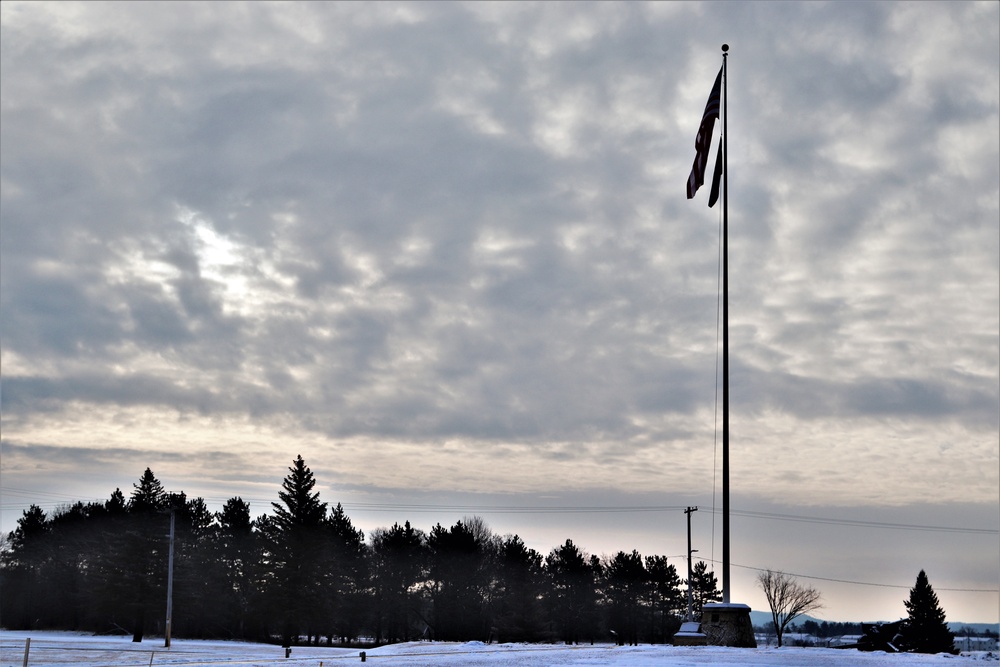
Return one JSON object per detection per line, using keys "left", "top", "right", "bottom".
{"left": 165, "top": 508, "right": 175, "bottom": 648}
{"left": 684, "top": 506, "right": 698, "bottom": 621}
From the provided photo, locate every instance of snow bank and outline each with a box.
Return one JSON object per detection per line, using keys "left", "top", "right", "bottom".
{"left": 1, "top": 631, "right": 994, "bottom": 666}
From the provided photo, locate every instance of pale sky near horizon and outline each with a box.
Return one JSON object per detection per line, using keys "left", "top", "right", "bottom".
{"left": 1, "top": 1, "right": 997, "bottom": 624}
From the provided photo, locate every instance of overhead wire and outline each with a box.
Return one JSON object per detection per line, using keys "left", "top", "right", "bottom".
{"left": 2, "top": 488, "right": 996, "bottom": 535}
{"left": 3, "top": 488, "right": 996, "bottom": 595}
{"left": 701, "top": 558, "right": 998, "bottom": 594}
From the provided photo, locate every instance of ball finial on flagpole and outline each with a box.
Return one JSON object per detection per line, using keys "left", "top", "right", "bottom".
{"left": 721, "top": 44, "right": 729, "bottom": 52}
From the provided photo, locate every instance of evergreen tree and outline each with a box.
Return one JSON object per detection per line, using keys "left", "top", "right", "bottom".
{"left": 689, "top": 561, "right": 722, "bottom": 616}
{"left": 46, "top": 502, "right": 101, "bottom": 630}
{"left": 112, "top": 468, "right": 172, "bottom": 642}
{"left": 492, "top": 534, "right": 546, "bottom": 642}
{"left": 0, "top": 505, "right": 50, "bottom": 628}
{"left": 900, "top": 570, "right": 956, "bottom": 654}
{"left": 266, "top": 455, "right": 329, "bottom": 644}
{"left": 546, "top": 539, "right": 599, "bottom": 644}
{"left": 323, "top": 502, "right": 368, "bottom": 644}
{"left": 171, "top": 494, "right": 223, "bottom": 638}
{"left": 7, "top": 504, "right": 49, "bottom": 557}
{"left": 129, "top": 468, "right": 167, "bottom": 514}
{"left": 645, "top": 555, "right": 683, "bottom": 642}
{"left": 603, "top": 550, "right": 648, "bottom": 645}
{"left": 272, "top": 456, "right": 328, "bottom": 531}
{"left": 105, "top": 488, "right": 128, "bottom": 515}
{"left": 214, "top": 497, "right": 262, "bottom": 639}
{"left": 427, "top": 519, "right": 493, "bottom": 641}
{"left": 369, "top": 521, "right": 428, "bottom": 643}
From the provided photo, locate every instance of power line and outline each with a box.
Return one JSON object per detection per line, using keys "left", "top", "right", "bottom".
{"left": 4, "top": 488, "right": 996, "bottom": 596}
{"left": 2, "top": 488, "right": 997, "bottom": 535}
{"left": 705, "top": 559, "right": 999, "bottom": 594}
{"left": 720, "top": 508, "right": 999, "bottom": 536}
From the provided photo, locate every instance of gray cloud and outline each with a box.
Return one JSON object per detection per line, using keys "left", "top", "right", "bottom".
{"left": 1, "top": 0, "right": 997, "bottom": 622}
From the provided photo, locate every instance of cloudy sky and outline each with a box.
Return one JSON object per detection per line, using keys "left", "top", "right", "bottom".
{"left": 2, "top": 1, "right": 997, "bottom": 624}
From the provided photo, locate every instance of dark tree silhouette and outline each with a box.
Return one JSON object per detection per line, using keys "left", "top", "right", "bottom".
{"left": 323, "top": 502, "right": 368, "bottom": 644}
{"left": 369, "top": 521, "right": 428, "bottom": 642}
{"left": 645, "top": 555, "right": 683, "bottom": 643}
{"left": 427, "top": 519, "right": 493, "bottom": 641}
{"left": 265, "top": 455, "right": 329, "bottom": 644}
{"left": 170, "top": 493, "right": 225, "bottom": 638}
{"left": 116, "top": 469, "right": 171, "bottom": 642}
{"left": 129, "top": 468, "right": 167, "bottom": 514}
{"left": 899, "top": 570, "right": 956, "bottom": 654}
{"left": 688, "top": 561, "right": 721, "bottom": 616}
{"left": 106, "top": 488, "right": 128, "bottom": 515}
{"left": 214, "top": 497, "right": 262, "bottom": 639}
{"left": 0, "top": 505, "right": 50, "bottom": 628}
{"left": 603, "top": 550, "right": 647, "bottom": 645}
{"left": 546, "top": 539, "right": 599, "bottom": 644}
{"left": 492, "top": 534, "right": 546, "bottom": 642}
{"left": 0, "top": 463, "right": 710, "bottom": 645}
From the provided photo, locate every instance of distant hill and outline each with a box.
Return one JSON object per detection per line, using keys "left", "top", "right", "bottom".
{"left": 749, "top": 611, "right": 829, "bottom": 628}
{"left": 949, "top": 622, "right": 1000, "bottom": 635}
{"left": 748, "top": 610, "right": 997, "bottom": 636}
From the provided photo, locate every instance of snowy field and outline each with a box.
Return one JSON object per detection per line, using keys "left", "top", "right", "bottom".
{"left": 1, "top": 632, "right": 996, "bottom": 667}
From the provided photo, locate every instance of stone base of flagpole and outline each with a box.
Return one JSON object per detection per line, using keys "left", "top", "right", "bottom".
{"left": 700, "top": 603, "right": 756, "bottom": 647}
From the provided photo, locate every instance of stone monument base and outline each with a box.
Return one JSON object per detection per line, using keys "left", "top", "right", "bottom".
{"left": 700, "top": 603, "right": 756, "bottom": 647}
{"left": 672, "top": 620, "right": 708, "bottom": 646}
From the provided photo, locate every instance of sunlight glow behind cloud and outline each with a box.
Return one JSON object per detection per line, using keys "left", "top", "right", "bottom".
{"left": 1, "top": 0, "right": 996, "bottom": 623}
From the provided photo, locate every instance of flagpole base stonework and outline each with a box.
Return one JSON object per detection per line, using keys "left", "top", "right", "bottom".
{"left": 700, "top": 603, "right": 756, "bottom": 648}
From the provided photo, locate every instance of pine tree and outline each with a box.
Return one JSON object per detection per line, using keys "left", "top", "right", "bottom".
{"left": 267, "top": 455, "right": 329, "bottom": 644}
{"left": 546, "top": 539, "right": 599, "bottom": 644}
{"left": 106, "top": 469, "right": 172, "bottom": 642}
{"left": 105, "top": 488, "right": 128, "bottom": 515}
{"left": 645, "top": 555, "right": 683, "bottom": 643}
{"left": 493, "top": 535, "right": 546, "bottom": 643}
{"left": 900, "top": 570, "right": 956, "bottom": 654}
{"left": 8, "top": 504, "right": 49, "bottom": 557}
{"left": 128, "top": 468, "right": 167, "bottom": 514}
{"left": 689, "top": 561, "right": 722, "bottom": 616}
{"left": 603, "top": 550, "right": 648, "bottom": 645}
{"left": 272, "top": 456, "right": 328, "bottom": 531}
{"left": 0, "top": 505, "right": 50, "bottom": 628}
{"left": 214, "top": 496, "right": 261, "bottom": 638}
{"left": 324, "top": 503, "right": 367, "bottom": 644}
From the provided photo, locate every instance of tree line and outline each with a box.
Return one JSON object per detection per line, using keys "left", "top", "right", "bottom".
{"left": 1, "top": 456, "right": 723, "bottom": 646}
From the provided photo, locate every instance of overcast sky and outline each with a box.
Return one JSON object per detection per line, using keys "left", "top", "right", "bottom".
{"left": 1, "top": 1, "right": 997, "bottom": 624}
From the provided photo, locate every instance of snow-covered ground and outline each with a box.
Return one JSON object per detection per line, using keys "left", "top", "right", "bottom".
{"left": 1, "top": 631, "right": 996, "bottom": 667}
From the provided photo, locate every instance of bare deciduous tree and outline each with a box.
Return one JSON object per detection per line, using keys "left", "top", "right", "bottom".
{"left": 756, "top": 569, "right": 822, "bottom": 647}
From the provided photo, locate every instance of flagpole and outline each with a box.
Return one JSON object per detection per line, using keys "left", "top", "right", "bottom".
{"left": 720, "top": 42, "right": 730, "bottom": 606}
{"left": 682, "top": 42, "right": 754, "bottom": 648}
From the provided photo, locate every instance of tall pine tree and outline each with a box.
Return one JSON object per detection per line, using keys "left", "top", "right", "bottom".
{"left": 266, "top": 455, "right": 329, "bottom": 644}
{"left": 900, "top": 570, "right": 956, "bottom": 654}
{"left": 129, "top": 468, "right": 167, "bottom": 514}
{"left": 272, "top": 456, "right": 328, "bottom": 531}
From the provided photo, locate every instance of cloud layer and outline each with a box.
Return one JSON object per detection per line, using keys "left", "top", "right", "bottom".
{"left": 1, "top": 1, "right": 997, "bottom": 622}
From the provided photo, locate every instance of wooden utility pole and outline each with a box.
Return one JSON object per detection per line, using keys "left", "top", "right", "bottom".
{"left": 685, "top": 506, "right": 698, "bottom": 621}
{"left": 165, "top": 508, "right": 175, "bottom": 648}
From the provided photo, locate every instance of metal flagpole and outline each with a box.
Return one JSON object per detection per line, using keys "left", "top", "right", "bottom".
{"left": 683, "top": 43, "right": 753, "bottom": 648}
{"left": 693, "top": 44, "right": 754, "bottom": 647}
{"left": 720, "top": 42, "right": 730, "bottom": 606}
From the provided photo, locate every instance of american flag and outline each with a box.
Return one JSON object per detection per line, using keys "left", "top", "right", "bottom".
{"left": 686, "top": 66, "right": 722, "bottom": 201}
